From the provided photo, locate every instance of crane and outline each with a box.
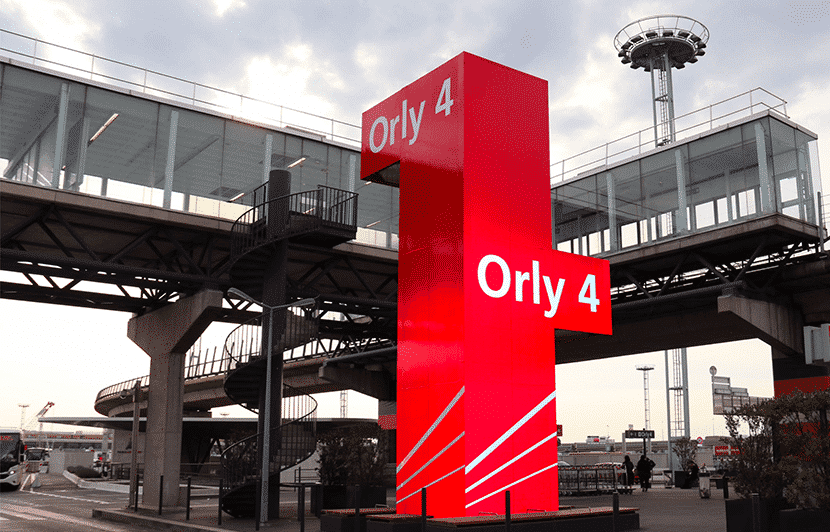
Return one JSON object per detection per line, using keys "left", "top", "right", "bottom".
{"left": 22, "top": 402, "right": 55, "bottom": 445}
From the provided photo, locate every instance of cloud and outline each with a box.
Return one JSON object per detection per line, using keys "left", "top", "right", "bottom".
{"left": 211, "top": 0, "right": 246, "bottom": 18}
{"left": 1, "top": 0, "right": 100, "bottom": 50}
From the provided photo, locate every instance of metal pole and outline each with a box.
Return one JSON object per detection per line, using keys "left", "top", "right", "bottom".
{"left": 218, "top": 479, "right": 223, "bottom": 526}
{"left": 505, "top": 491, "right": 511, "bottom": 532}
{"left": 355, "top": 485, "right": 361, "bottom": 532}
{"left": 421, "top": 488, "right": 427, "bottom": 532}
{"left": 299, "top": 485, "right": 306, "bottom": 532}
{"left": 665, "top": 350, "right": 674, "bottom": 485}
{"left": 186, "top": 477, "right": 191, "bottom": 520}
{"left": 158, "top": 474, "right": 164, "bottom": 515}
{"left": 130, "top": 380, "right": 140, "bottom": 510}
{"left": 260, "top": 305, "right": 275, "bottom": 526}
{"left": 612, "top": 492, "right": 620, "bottom": 532}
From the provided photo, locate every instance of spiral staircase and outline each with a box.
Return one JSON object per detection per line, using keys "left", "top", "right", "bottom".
{"left": 219, "top": 181, "right": 358, "bottom": 518}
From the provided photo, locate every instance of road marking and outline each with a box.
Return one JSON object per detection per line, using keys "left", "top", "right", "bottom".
{"left": 22, "top": 490, "right": 120, "bottom": 503}
{"left": 0, "top": 508, "right": 46, "bottom": 520}
{"left": 2, "top": 504, "right": 132, "bottom": 531}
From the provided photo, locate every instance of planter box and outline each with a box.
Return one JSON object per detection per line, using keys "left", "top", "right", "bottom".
{"left": 313, "top": 485, "right": 388, "bottom": 515}
{"left": 779, "top": 508, "right": 830, "bottom": 532}
{"left": 725, "top": 497, "right": 791, "bottom": 532}
{"left": 321, "top": 508, "right": 396, "bottom": 532}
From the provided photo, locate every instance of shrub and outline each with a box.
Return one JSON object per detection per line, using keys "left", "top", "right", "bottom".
{"left": 317, "top": 424, "right": 387, "bottom": 487}
{"left": 725, "top": 388, "right": 830, "bottom": 510}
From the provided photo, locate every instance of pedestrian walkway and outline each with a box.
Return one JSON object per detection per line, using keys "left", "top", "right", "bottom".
{"left": 36, "top": 473, "right": 732, "bottom": 532}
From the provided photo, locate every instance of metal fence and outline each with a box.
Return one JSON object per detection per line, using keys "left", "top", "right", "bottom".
{"left": 550, "top": 87, "right": 789, "bottom": 185}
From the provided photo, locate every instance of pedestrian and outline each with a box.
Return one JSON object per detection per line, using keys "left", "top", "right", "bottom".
{"left": 622, "top": 455, "right": 635, "bottom": 488}
{"left": 636, "top": 454, "right": 655, "bottom": 492}
{"left": 683, "top": 460, "right": 700, "bottom": 489}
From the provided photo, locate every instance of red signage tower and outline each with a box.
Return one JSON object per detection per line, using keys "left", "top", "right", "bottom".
{"left": 362, "top": 53, "right": 612, "bottom": 517}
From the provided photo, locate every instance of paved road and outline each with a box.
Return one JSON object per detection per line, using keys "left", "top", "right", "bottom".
{"left": 0, "top": 474, "right": 148, "bottom": 532}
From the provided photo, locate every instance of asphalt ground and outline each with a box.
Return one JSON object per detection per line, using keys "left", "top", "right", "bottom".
{"left": 1, "top": 473, "right": 730, "bottom": 532}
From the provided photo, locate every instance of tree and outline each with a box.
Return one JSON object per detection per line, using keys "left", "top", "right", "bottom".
{"left": 671, "top": 437, "right": 698, "bottom": 471}
{"left": 725, "top": 388, "right": 830, "bottom": 509}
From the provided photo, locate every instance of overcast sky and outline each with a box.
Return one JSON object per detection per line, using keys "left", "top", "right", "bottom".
{"left": 1, "top": 0, "right": 828, "bottom": 442}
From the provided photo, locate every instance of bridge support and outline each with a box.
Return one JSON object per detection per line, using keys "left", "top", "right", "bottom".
{"left": 318, "top": 364, "right": 394, "bottom": 400}
{"left": 772, "top": 352, "right": 830, "bottom": 397}
{"left": 127, "top": 289, "right": 222, "bottom": 507}
{"left": 717, "top": 293, "right": 804, "bottom": 356}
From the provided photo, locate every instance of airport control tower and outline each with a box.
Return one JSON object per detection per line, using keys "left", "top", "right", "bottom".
{"left": 615, "top": 15, "right": 709, "bottom": 147}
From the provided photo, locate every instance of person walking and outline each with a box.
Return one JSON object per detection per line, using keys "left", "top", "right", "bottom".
{"left": 636, "top": 454, "right": 655, "bottom": 492}
{"left": 622, "top": 455, "right": 635, "bottom": 489}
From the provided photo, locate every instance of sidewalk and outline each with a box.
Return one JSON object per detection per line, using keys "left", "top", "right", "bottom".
{"left": 63, "top": 474, "right": 729, "bottom": 532}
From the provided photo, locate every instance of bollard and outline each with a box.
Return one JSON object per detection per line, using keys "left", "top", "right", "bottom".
{"left": 751, "top": 493, "right": 761, "bottom": 532}
{"left": 186, "top": 477, "right": 192, "bottom": 521}
{"left": 354, "top": 485, "right": 361, "bottom": 532}
{"left": 505, "top": 491, "right": 511, "bottom": 532}
{"left": 612, "top": 492, "right": 620, "bottom": 532}
{"left": 158, "top": 475, "right": 164, "bottom": 515}
{"left": 723, "top": 477, "right": 729, "bottom": 499}
{"left": 218, "top": 479, "right": 223, "bottom": 526}
{"left": 255, "top": 478, "right": 261, "bottom": 531}
{"left": 421, "top": 488, "right": 427, "bottom": 532}
{"left": 299, "top": 484, "right": 306, "bottom": 532}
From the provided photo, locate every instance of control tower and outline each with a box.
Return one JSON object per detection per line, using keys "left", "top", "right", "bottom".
{"left": 615, "top": 15, "right": 709, "bottom": 147}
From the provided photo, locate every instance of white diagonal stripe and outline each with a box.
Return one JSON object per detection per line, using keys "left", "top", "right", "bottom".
{"left": 465, "top": 430, "right": 557, "bottom": 493}
{"left": 398, "top": 432, "right": 464, "bottom": 490}
{"left": 465, "top": 389, "right": 556, "bottom": 474}
{"left": 396, "top": 465, "right": 465, "bottom": 504}
{"left": 397, "top": 386, "right": 464, "bottom": 473}
{"left": 465, "top": 462, "right": 559, "bottom": 508}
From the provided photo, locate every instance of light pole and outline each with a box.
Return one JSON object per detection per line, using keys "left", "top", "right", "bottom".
{"left": 228, "top": 288, "right": 315, "bottom": 525}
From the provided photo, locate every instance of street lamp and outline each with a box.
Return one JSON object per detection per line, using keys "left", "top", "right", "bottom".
{"left": 228, "top": 288, "right": 315, "bottom": 525}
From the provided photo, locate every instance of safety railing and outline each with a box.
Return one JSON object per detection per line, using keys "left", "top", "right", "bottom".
{"left": 219, "top": 384, "right": 317, "bottom": 516}
{"left": 550, "top": 87, "right": 789, "bottom": 185}
{"left": 0, "top": 29, "right": 360, "bottom": 146}
{"left": 223, "top": 304, "right": 320, "bottom": 373}
{"left": 229, "top": 185, "right": 358, "bottom": 262}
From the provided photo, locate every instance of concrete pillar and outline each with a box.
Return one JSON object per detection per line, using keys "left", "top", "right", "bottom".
{"left": 127, "top": 289, "right": 222, "bottom": 506}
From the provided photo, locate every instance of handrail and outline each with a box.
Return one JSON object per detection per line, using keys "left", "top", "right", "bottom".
{"left": 550, "top": 87, "right": 789, "bottom": 186}
{"left": 0, "top": 28, "right": 360, "bottom": 146}
{"left": 229, "top": 184, "right": 358, "bottom": 263}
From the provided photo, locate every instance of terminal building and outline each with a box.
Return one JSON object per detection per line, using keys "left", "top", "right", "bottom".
{"left": 1, "top": 28, "right": 828, "bottom": 512}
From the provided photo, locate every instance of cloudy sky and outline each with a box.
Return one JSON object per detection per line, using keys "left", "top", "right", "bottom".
{"left": 1, "top": 0, "right": 828, "bottom": 442}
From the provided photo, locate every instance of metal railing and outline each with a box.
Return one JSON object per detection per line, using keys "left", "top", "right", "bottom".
{"left": 220, "top": 384, "right": 317, "bottom": 515}
{"left": 229, "top": 184, "right": 358, "bottom": 262}
{"left": 223, "top": 306, "right": 320, "bottom": 374}
{"left": 0, "top": 29, "right": 361, "bottom": 146}
{"left": 558, "top": 465, "right": 621, "bottom": 495}
{"left": 550, "top": 87, "right": 789, "bottom": 185}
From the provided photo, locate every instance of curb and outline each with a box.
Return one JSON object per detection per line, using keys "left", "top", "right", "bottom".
{"left": 93, "top": 508, "right": 231, "bottom": 532}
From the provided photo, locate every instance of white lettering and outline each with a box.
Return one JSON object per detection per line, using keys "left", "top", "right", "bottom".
{"left": 390, "top": 115, "right": 400, "bottom": 145}
{"left": 579, "top": 274, "right": 600, "bottom": 312}
{"left": 478, "top": 255, "right": 510, "bottom": 298}
{"left": 408, "top": 101, "right": 425, "bottom": 145}
{"left": 543, "top": 277, "right": 565, "bottom": 318}
{"left": 515, "top": 271, "right": 530, "bottom": 302}
{"left": 402, "top": 100, "right": 407, "bottom": 139}
{"left": 532, "top": 260, "right": 540, "bottom": 305}
{"left": 369, "top": 116, "right": 388, "bottom": 153}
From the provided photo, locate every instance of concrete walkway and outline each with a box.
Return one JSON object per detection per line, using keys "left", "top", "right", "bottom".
{"left": 55, "top": 472, "right": 731, "bottom": 532}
